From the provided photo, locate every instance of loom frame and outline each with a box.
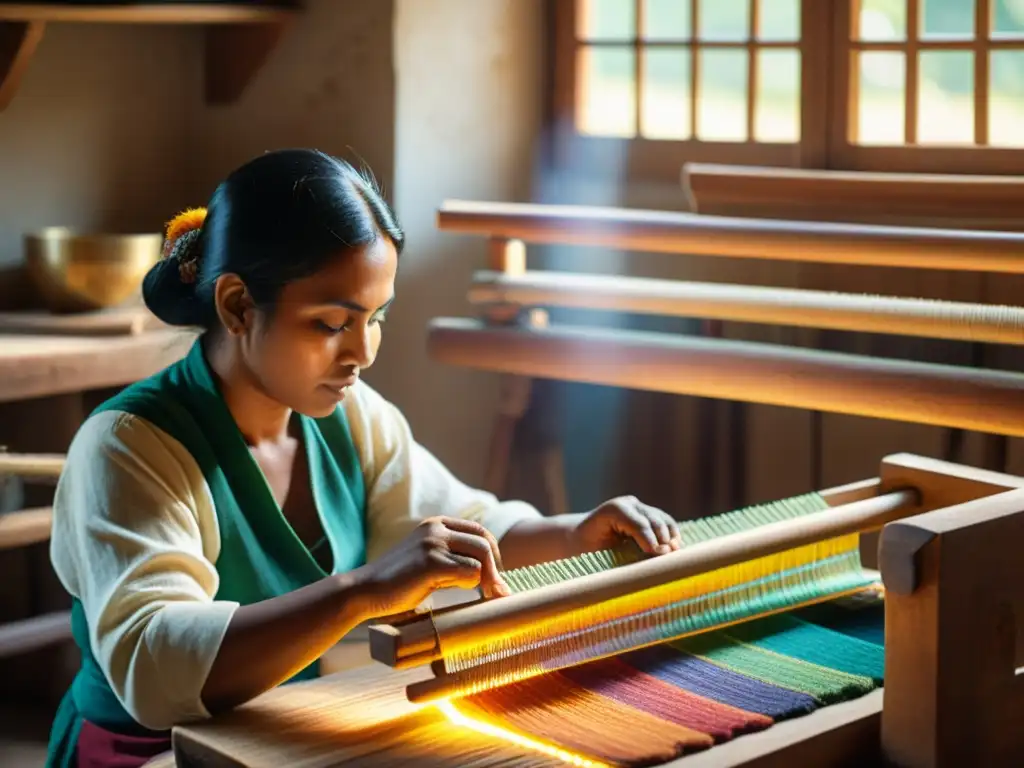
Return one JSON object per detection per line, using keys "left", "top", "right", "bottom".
{"left": 167, "top": 455, "right": 1024, "bottom": 767}
{"left": 367, "top": 453, "right": 1024, "bottom": 768}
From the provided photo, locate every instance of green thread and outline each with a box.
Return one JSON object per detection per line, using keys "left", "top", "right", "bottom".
{"left": 501, "top": 491, "right": 832, "bottom": 593}
{"left": 672, "top": 631, "right": 877, "bottom": 704}
{"left": 723, "top": 614, "right": 885, "bottom": 683}
{"left": 453, "top": 491, "right": 880, "bottom": 699}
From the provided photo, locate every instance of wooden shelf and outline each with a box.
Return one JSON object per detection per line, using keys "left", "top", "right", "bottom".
{"left": 0, "top": 3, "right": 300, "bottom": 110}
{"left": 0, "top": 328, "right": 194, "bottom": 403}
{"left": 0, "top": 3, "right": 297, "bottom": 23}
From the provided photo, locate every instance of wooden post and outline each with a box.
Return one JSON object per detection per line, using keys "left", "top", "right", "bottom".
{"left": 879, "top": 474, "right": 1024, "bottom": 766}
{"left": 481, "top": 238, "right": 529, "bottom": 500}
{"left": 479, "top": 238, "right": 569, "bottom": 513}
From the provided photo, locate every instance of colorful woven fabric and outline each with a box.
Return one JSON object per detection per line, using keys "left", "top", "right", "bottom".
{"left": 460, "top": 592, "right": 886, "bottom": 767}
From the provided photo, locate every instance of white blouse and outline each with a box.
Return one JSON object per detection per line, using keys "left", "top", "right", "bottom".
{"left": 49, "top": 379, "right": 541, "bottom": 731}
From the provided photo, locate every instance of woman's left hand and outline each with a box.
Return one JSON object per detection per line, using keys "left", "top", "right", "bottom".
{"left": 572, "top": 496, "right": 682, "bottom": 556}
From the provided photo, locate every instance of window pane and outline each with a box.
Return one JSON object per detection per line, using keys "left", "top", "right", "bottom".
{"left": 990, "top": 50, "right": 1024, "bottom": 146}
{"left": 857, "top": 0, "right": 906, "bottom": 41}
{"left": 994, "top": 0, "right": 1024, "bottom": 37}
{"left": 756, "top": 49, "right": 800, "bottom": 141}
{"left": 918, "top": 51, "right": 974, "bottom": 144}
{"left": 856, "top": 51, "right": 905, "bottom": 144}
{"left": 697, "top": 49, "right": 748, "bottom": 140}
{"left": 642, "top": 47, "right": 692, "bottom": 138}
{"left": 758, "top": 0, "right": 801, "bottom": 41}
{"left": 643, "top": 0, "right": 691, "bottom": 40}
{"left": 577, "top": 46, "right": 637, "bottom": 137}
{"left": 920, "top": 0, "right": 975, "bottom": 39}
{"left": 577, "top": 0, "right": 636, "bottom": 41}
{"left": 698, "top": 0, "right": 750, "bottom": 41}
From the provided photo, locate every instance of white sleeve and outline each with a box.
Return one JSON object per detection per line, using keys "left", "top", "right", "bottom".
{"left": 49, "top": 410, "right": 239, "bottom": 731}
{"left": 342, "top": 381, "right": 543, "bottom": 562}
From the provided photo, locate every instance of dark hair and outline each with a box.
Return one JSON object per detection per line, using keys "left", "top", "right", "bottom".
{"left": 143, "top": 148, "right": 404, "bottom": 329}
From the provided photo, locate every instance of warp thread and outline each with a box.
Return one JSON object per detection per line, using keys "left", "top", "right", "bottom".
{"left": 458, "top": 594, "right": 885, "bottom": 767}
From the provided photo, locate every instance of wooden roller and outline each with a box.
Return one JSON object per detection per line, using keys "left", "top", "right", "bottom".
{"left": 427, "top": 318, "right": 1024, "bottom": 439}
{"left": 0, "top": 452, "right": 64, "bottom": 480}
{"left": 368, "top": 489, "right": 918, "bottom": 689}
{"left": 469, "top": 270, "right": 1024, "bottom": 346}
{"left": 438, "top": 200, "right": 1024, "bottom": 273}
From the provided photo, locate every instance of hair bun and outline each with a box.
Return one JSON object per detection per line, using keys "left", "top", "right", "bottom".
{"left": 163, "top": 207, "right": 207, "bottom": 284}
{"left": 143, "top": 206, "right": 209, "bottom": 328}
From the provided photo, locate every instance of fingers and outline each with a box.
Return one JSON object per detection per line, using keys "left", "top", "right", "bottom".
{"left": 615, "top": 504, "right": 662, "bottom": 554}
{"left": 436, "top": 516, "right": 504, "bottom": 571}
{"left": 421, "top": 517, "right": 510, "bottom": 599}
{"left": 640, "top": 501, "right": 682, "bottom": 551}
{"left": 446, "top": 530, "right": 510, "bottom": 598}
{"left": 604, "top": 497, "right": 682, "bottom": 556}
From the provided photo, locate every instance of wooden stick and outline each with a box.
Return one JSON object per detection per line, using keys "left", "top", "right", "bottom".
{"left": 469, "top": 270, "right": 1024, "bottom": 346}
{"left": 437, "top": 200, "right": 1024, "bottom": 274}
{"left": 0, "top": 506, "right": 51, "bottom": 549}
{"left": 427, "top": 318, "right": 1024, "bottom": 439}
{"left": 0, "top": 452, "right": 63, "bottom": 478}
{"left": 0, "top": 610, "right": 71, "bottom": 658}
{"left": 368, "top": 489, "right": 917, "bottom": 667}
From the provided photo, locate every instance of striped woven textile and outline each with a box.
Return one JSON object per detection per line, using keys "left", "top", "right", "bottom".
{"left": 457, "top": 591, "right": 885, "bottom": 767}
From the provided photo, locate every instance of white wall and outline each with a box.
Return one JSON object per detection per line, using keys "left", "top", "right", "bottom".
{"left": 378, "top": 0, "right": 544, "bottom": 485}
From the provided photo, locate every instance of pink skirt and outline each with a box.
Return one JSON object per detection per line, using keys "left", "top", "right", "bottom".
{"left": 76, "top": 720, "right": 172, "bottom": 768}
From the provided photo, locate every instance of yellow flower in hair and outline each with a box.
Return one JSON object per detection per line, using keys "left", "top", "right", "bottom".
{"left": 164, "top": 207, "right": 207, "bottom": 283}
{"left": 163, "top": 207, "right": 207, "bottom": 258}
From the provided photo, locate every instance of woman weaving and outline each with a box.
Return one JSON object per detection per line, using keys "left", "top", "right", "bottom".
{"left": 45, "top": 149, "right": 682, "bottom": 768}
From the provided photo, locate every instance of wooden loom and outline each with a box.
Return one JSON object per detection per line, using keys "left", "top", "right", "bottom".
{"left": 170, "top": 201, "right": 1024, "bottom": 765}
{"left": 175, "top": 454, "right": 1024, "bottom": 768}
{"left": 360, "top": 201, "right": 1024, "bottom": 765}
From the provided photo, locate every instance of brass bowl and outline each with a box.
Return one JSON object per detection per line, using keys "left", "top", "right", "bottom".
{"left": 24, "top": 228, "right": 163, "bottom": 313}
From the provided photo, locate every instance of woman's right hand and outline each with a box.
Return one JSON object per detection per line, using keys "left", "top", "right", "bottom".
{"left": 354, "top": 516, "right": 512, "bottom": 619}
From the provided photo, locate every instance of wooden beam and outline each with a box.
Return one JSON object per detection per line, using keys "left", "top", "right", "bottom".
{"left": 0, "top": 452, "right": 63, "bottom": 479}
{"left": 682, "top": 163, "right": 1024, "bottom": 225}
{"left": 469, "top": 270, "right": 1024, "bottom": 346}
{"left": 437, "top": 200, "right": 1024, "bottom": 274}
{"left": 426, "top": 318, "right": 1024, "bottom": 439}
{"left": 0, "top": 4, "right": 296, "bottom": 24}
{"left": 0, "top": 507, "right": 52, "bottom": 550}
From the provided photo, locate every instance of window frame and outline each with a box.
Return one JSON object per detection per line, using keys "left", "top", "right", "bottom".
{"left": 829, "top": 0, "right": 1024, "bottom": 174}
{"left": 547, "top": 0, "right": 1024, "bottom": 182}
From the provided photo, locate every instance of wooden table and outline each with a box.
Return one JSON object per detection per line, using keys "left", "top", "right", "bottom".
{"left": 172, "top": 659, "right": 884, "bottom": 768}
{"left": 0, "top": 328, "right": 195, "bottom": 403}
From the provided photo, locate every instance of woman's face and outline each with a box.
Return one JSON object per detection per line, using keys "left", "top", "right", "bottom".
{"left": 244, "top": 237, "right": 398, "bottom": 418}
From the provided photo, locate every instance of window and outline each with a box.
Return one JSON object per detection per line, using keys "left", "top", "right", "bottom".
{"left": 833, "top": 0, "right": 1024, "bottom": 171}
{"left": 548, "top": 0, "right": 1024, "bottom": 179}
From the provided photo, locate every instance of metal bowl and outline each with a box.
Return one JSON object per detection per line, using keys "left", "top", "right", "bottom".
{"left": 24, "top": 228, "right": 163, "bottom": 313}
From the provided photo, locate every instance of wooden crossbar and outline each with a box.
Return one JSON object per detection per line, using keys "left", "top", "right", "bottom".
{"left": 438, "top": 200, "right": 1024, "bottom": 273}
{"left": 469, "top": 270, "right": 1024, "bottom": 345}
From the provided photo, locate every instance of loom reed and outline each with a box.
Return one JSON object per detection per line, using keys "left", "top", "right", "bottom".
{"left": 370, "top": 489, "right": 919, "bottom": 703}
